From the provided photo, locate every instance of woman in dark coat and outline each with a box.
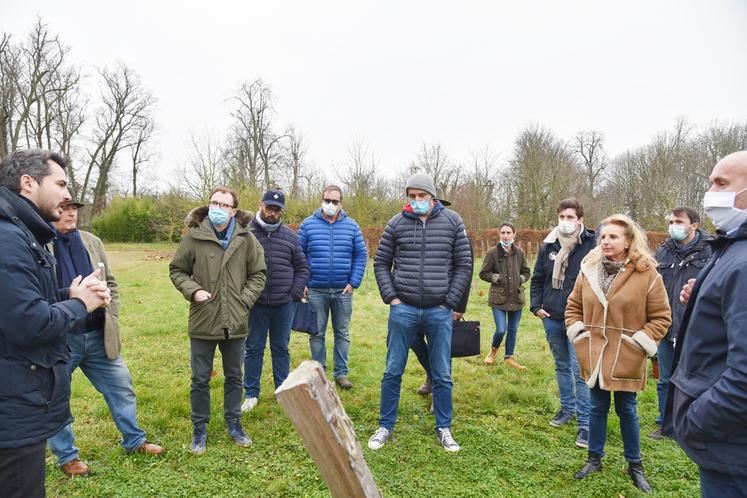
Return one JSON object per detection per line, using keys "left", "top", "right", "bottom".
{"left": 479, "top": 222, "right": 530, "bottom": 370}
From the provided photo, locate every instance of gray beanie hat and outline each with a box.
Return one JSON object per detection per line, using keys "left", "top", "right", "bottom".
{"left": 405, "top": 172, "right": 437, "bottom": 197}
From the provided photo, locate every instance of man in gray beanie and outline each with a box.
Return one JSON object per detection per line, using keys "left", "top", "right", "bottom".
{"left": 369, "top": 172, "right": 472, "bottom": 452}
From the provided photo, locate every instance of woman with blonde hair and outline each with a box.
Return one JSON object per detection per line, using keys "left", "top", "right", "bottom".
{"left": 565, "top": 214, "right": 671, "bottom": 493}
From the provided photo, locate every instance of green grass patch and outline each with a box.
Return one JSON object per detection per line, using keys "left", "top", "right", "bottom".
{"left": 46, "top": 246, "right": 699, "bottom": 497}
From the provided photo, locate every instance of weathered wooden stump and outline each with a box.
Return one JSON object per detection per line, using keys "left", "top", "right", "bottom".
{"left": 275, "top": 360, "right": 381, "bottom": 498}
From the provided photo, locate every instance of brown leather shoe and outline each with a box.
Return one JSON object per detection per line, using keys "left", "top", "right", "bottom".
{"left": 136, "top": 441, "right": 166, "bottom": 456}
{"left": 504, "top": 356, "right": 527, "bottom": 370}
{"left": 61, "top": 458, "right": 90, "bottom": 477}
{"left": 335, "top": 376, "right": 353, "bottom": 390}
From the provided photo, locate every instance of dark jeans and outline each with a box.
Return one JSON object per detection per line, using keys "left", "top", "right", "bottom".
{"left": 589, "top": 385, "right": 641, "bottom": 462}
{"left": 243, "top": 302, "right": 295, "bottom": 398}
{"left": 491, "top": 308, "right": 522, "bottom": 357}
{"left": 655, "top": 337, "right": 675, "bottom": 426}
{"left": 700, "top": 467, "right": 747, "bottom": 498}
{"left": 0, "top": 441, "right": 46, "bottom": 498}
{"left": 190, "top": 337, "right": 245, "bottom": 427}
{"left": 410, "top": 332, "right": 431, "bottom": 377}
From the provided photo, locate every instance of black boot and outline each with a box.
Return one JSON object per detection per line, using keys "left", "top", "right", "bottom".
{"left": 574, "top": 452, "right": 602, "bottom": 480}
{"left": 628, "top": 461, "right": 652, "bottom": 493}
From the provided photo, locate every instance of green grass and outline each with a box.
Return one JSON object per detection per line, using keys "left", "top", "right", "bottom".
{"left": 46, "top": 245, "right": 699, "bottom": 497}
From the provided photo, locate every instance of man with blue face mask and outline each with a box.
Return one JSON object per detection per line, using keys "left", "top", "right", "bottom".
{"left": 650, "top": 207, "right": 712, "bottom": 441}
{"left": 664, "top": 151, "right": 747, "bottom": 497}
{"left": 170, "top": 187, "right": 267, "bottom": 455}
{"left": 369, "top": 172, "right": 472, "bottom": 452}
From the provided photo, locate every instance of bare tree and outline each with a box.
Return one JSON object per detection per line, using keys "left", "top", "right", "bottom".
{"left": 282, "top": 127, "right": 309, "bottom": 197}
{"left": 129, "top": 117, "right": 154, "bottom": 197}
{"left": 453, "top": 147, "right": 501, "bottom": 230}
{"left": 179, "top": 132, "right": 226, "bottom": 200}
{"left": 405, "top": 142, "right": 460, "bottom": 198}
{"left": 81, "top": 63, "right": 155, "bottom": 211}
{"left": 573, "top": 131, "right": 607, "bottom": 199}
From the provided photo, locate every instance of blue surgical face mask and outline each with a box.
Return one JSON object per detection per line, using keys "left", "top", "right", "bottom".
{"left": 410, "top": 199, "right": 430, "bottom": 215}
{"left": 208, "top": 207, "right": 230, "bottom": 226}
{"left": 558, "top": 219, "right": 578, "bottom": 235}
{"left": 500, "top": 239, "right": 514, "bottom": 248}
{"left": 668, "top": 224, "right": 687, "bottom": 241}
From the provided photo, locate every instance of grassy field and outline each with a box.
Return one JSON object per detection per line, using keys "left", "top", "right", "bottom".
{"left": 46, "top": 243, "right": 699, "bottom": 497}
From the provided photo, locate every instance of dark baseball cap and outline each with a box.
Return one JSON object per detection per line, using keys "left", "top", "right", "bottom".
{"left": 262, "top": 190, "right": 285, "bottom": 208}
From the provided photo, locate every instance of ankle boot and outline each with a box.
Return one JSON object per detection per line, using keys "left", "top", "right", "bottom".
{"left": 627, "top": 461, "right": 652, "bottom": 493}
{"left": 574, "top": 452, "right": 602, "bottom": 480}
{"left": 504, "top": 356, "right": 527, "bottom": 370}
{"left": 484, "top": 347, "right": 498, "bottom": 366}
{"left": 416, "top": 375, "right": 432, "bottom": 395}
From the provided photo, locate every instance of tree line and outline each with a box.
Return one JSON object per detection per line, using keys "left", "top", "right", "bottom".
{"left": 3, "top": 19, "right": 746, "bottom": 238}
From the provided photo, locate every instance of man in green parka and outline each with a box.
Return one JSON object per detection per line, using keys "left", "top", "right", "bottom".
{"left": 170, "top": 186, "right": 266, "bottom": 455}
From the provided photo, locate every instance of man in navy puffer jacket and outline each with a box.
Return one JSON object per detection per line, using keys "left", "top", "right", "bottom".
{"left": 369, "top": 172, "right": 472, "bottom": 453}
{"left": 242, "top": 190, "right": 309, "bottom": 413}
{"left": 298, "top": 185, "right": 367, "bottom": 389}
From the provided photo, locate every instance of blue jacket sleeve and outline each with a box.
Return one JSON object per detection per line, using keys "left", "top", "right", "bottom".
{"left": 0, "top": 233, "right": 87, "bottom": 346}
{"left": 349, "top": 223, "right": 368, "bottom": 288}
{"left": 686, "top": 260, "right": 747, "bottom": 439}
{"left": 444, "top": 217, "right": 472, "bottom": 310}
{"left": 297, "top": 219, "right": 309, "bottom": 257}
{"left": 530, "top": 244, "right": 548, "bottom": 313}
{"left": 374, "top": 219, "right": 398, "bottom": 303}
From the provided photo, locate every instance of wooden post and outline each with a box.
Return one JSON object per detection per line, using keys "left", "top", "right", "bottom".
{"left": 275, "top": 361, "right": 382, "bottom": 498}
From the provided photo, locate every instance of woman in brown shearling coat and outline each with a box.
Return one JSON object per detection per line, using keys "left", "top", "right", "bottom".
{"left": 565, "top": 214, "right": 671, "bottom": 493}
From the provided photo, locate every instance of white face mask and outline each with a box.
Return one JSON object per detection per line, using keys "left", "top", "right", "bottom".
{"left": 703, "top": 186, "right": 747, "bottom": 232}
{"left": 558, "top": 219, "right": 578, "bottom": 235}
{"left": 322, "top": 201, "right": 339, "bottom": 217}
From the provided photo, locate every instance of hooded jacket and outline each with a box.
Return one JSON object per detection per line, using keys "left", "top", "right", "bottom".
{"left": 663, "top": 219, "right": 747, "bottom": 477}
{"left": 297, "top": 208, "right": 367, "bottom": 289}
{"left": 0, "top": 186, "right": 87, "bottom": 448}
{"left": 565, "top": 255, "right": 671, "bottom": 392}
{"left": 169, "top": 207, "right": 267, "bottom": 340}
{"left": 654, "top": 229, "right": 713, "bottom": 340}
{"left": 374, "top": 201, "right": 472, "bottom": 309}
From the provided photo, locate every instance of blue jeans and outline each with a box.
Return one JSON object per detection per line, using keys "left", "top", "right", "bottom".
{"left": 542, "top": 317, "right": 590, "bottom": 428}
{"left": 700, "top": 467, "right": 747, "bottom": 498}
{"left": 308, "top": 288, "right": 353, "bottom": 378}
{"left": 655, "top": 337, "right": 675, "bottom": 426}
{"left": 48, "top": 330, "right": 146, "bottom": 465}
{"left": 379, "top": 303, "right": 453, "bottom": 430}
{"left": 243, "top": 302, "right": 295, "bottom": 398}
{"left": 491, "top": 308, "right": 522, "bottom": 357}
{"left": 589, "top": 385, "right": 641, "bottom": 462}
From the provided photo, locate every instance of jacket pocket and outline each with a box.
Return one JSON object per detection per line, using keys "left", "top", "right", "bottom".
{"left": 189, "top": 297, "right": 218, "bottom": 333}
{"left": 611, "top": 335, "right": 646, "bottom": 380}
{"left": 4, "top": 361, "right": 54, "bottom": 406}
{"left": 490, "top": 285, "right": 506, "bottom": 306}
{"left": 572, "top": 331, "right": 592, "bottom": 377}
{"left": 516, "top": 287, "right": 526, "bottom": 305}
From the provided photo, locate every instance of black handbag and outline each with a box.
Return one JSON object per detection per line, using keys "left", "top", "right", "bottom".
{"left": 291, "top": 299, "right": 319, "bottom": 335}
{"left": 451, "top": 318, "right": 480, "bottom": 357}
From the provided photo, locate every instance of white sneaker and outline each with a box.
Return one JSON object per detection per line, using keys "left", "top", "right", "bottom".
{"left": 241, "top": 397, "right": 258, "bottom": 413}
{"left": 436, "top": 428, "right": 461, "bottom": 452}
{"left": 367, "top": 427, "right": 391, "bottom": 450}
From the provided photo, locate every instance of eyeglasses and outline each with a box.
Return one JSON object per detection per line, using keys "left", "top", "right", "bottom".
{"left": 209, "top": 200, "right": 235, "bottom": 210}
{"left": 323, "top": 198, "right": 340, "bottom": 205}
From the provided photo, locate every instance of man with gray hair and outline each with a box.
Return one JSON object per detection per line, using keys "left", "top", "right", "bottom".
{"left": 369, "top": 172, "right": 472, "bottom": 452}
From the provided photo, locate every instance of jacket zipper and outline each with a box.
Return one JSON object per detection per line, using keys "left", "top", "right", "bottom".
{"left": 266, "top": 231, "right": 272, "bottom": 306}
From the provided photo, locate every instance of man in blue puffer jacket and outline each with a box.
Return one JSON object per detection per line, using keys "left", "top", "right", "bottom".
{"left": 0, "top": 150, "right": 110, "bottom": 498}
{"left": 298, "top": 185, "right": 367, "bottom": 390}
{"left": 242, "top": 190, "right": 309, "bottom": 413}
{"left": 369, "top": 172, "right": 472, "bottom": 453}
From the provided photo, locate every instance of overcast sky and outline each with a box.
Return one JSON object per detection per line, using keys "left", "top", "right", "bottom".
{"left": 4, "top": 0, "right": 747, "bottom": 184}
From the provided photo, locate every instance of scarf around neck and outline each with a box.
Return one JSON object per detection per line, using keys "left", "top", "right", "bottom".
{"left": 598, "top": 256, "right": 625, "bottom": 295}
{"left": 255, "top": 212, "right": 281, "bottom": 233}
{"left": 545, "top": 224, "right": 582, "bottom": 290}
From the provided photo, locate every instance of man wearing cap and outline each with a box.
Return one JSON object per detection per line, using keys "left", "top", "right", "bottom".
{"left": 298, "top": 185, "right": 367, "bottom": 390}
{"left": 241, "top": 190, "right": 309, "bottom": 413}
{"left": 47, "top": 200, "right": 165, "bottom": 477}
{"left": 369, "top": 172, "right": 472, "bottom": 452}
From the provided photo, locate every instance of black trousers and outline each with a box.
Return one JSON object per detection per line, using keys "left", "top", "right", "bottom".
{"left": 190, "top": 337, "right": 245, "bottom": 427}
{"left": 0, "top": 441, "right": 46, "bottom": 498}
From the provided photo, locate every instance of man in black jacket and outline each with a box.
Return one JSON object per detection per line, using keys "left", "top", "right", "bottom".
{"left": 530, "top": 198, "right": 594, "bottom": 449}
{"left": 369, "top": 173, "right": 472, "bottom": 452}
{"left": 0, "top": 150, "right": 110, "bottom": 497}
{"left": 650, "top": 207, "right": 711, "bottom": 440}
{"left": 242, "top": 190, "right": 309, "bottom": 413}
{"left": 664, "top": 151, "right": 747, "bottom": 497}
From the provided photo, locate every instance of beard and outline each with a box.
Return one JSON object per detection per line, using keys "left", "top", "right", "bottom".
{"left": 37, "top": 192, "right": 64, "bottom": 221}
